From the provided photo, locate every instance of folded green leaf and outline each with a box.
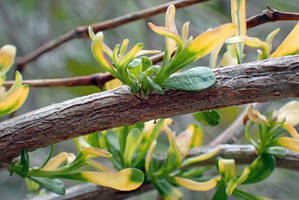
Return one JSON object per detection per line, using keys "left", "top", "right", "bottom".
{"left": 29, "top": 177, "right": 65, "bottom": 195}
{"left": 194, "top": 109, "right": 220, "bottom": 126}
{"left": 153, "top": 179, "right": 183, "bottom": 200}
{"left": 242, "top": 154, "right": 275, "bottom": 184}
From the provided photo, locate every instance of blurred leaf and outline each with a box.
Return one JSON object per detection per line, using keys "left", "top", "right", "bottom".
{"left": 233, "top": 188, "right": 273, "bottom": 200}
{"left": 242, "top": 154, "right": 275, "bottom": 184}
{"left": 175, "top": 176, "right": 220, "bottom": 191}
{"left": 29, "top": 177, "right": 65, "bottom": 195}
{"left": 212, "top": 180, "right": 228, "bottom": 200}
{"left": 153, "top": 179, "right": 183, "bottom": 200}
{"left": 194, "top": 109, "right": 220, "bottom": 126}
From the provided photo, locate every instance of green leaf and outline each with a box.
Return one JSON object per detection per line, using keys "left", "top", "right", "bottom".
{"left": 20, "top": 150, "right": 29, "bottom": 177}
{"left": 123, "top": 128, "right": 144, "bottom": 167}
{"left": 233, "top": 188, "right": 273, "bottom": 200}
{"left": 162, "top": 67, "right": 216, "bottom": 91}
{"left": 212, "top": 180, "right": 228, "bottom": 200}
{"left": 194, "top": 109, "right": 220, "bottom": 126}
{"left": 84, "top": 132, "right": 100, "bottom": 148}
{"left": 140, "top": 72, "right": 163, "bottom": 95}
{"left": 128, "top": 58, "right": 142, "bottom": 78}
{"left": 29, "top": 177, "right": 65, "bottom": 195}
{"left": 153, "top": 179, "right": 183, "bottom": 200}
{"left": 141, "top": 56, "right": 153, "bottom": 71}
{"left": 39, "top": 145, "right": 54, "bottom": 169}
{"left": 242, "top": 154, "right": 276, "bottom": 184}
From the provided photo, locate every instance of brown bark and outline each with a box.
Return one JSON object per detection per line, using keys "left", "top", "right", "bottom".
{"left": 1, "top": 55, "right": 299, "bottom": 167}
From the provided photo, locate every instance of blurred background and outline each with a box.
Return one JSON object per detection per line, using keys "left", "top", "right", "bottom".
{"left": 0, "top": 0, "right": 298, "bottom": 199}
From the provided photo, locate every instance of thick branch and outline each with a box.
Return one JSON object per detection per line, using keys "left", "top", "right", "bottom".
{"left": 29, "top": 144, "right": 299, "bottom": 200}
{"left": 0, "top": 56, "right": 299, "bottom": 167}
{"left": 15, "top": 0, "right": 209, "bottom": 72}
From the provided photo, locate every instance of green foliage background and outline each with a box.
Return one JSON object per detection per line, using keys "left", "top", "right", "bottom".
{"left": 0, "top": 0, "right": 298, "bottom": 199}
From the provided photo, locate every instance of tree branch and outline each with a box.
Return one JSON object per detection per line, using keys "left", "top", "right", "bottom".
{"left": 247, "top": 7, "right": 299, "bottom": 29}
{"left": 0, "top": 55, "right": 298, "bottom": 167}
{"left": 8, "top": 8, "right": 299, "bottom": 87}
{"left": 28, "top": 144, "right": 299, "bottom": 200}
{"left": 15, "top": 0, "right": 209, "bottom": 72}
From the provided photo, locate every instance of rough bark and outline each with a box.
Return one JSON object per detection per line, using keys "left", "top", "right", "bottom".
{"left": 0, "top": 55, "right": 299, "bottom": 167}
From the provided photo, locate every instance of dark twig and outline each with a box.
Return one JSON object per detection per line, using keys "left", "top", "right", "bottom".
{"left": 15, "top": 0, "right": 209, "bottom": 72}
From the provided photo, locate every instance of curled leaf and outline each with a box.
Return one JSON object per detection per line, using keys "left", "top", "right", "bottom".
{"left": 0, "top": 45, "right": 16, "bottom": 76}
{"left": 81, "top": 168, "right": 144, "bottom": 191}
{"left": 175, "top": 176, "right": 221, "bottom": 191}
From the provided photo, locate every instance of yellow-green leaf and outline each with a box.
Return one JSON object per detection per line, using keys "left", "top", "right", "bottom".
{"left": 283, "top": 123, "right": 299, "bottom": 140}
{"left": 277, "top": 137, "right": 299, "bottom": 153}
{"left": 81, "top": 168, "right": 144, "bottom": 191}
{"left": 120, "top": 43, "right": 143, "bottom": 66}
{"left": 0, "top": 84, "right": 29, "bottom": 117}
{"left": 175, "top": 176, "right": 221, "bottom": 191}
{"left": 188, "top": 23, "right": 236, "bottom": 59}
{"left": 271, "top": 22, "right": 299, "bottom": 58}
{"left": 176, "top": 128, "right": 193, "bottom": 157}
{"left": 105, "top": 78, "right": 123, "bottom": 90}
{"left": 89, "top": 27, "right": 114, "bottom": 73}
{"left": 181, "top": 146, "right": 220, "bottom": 168}
{"left": 217, "top": 158, "right": 235, "bottom": 181}
{"left": 273, "top": 101, "right": 299, "bottom": 126}
{"left": 189, "top": 124, "right": 204, "bottom": 148}
{"left": 148, "top": 22, "right": 184, "bottom": 51}
{"left": 231, "top": 0, "right": 246, "bottom": 37}
{"left": 40, "top": 152, "right": 68, "bottom": 171}
{"left": 0, "top": 45, "right": 16, "bottom": 76}
{"left": 145, "top": 140, "right": 157, "bottom": 173}
{"left": 81, "top": 147, "right": 112, "bottom": 159}
{"left": 165, "top": 4, "right": 178, "bottom": 57}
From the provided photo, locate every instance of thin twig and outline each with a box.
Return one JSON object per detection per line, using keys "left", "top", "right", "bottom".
{"left": 0, "top": 55, "right": 299, "bottom": 167}
{"left": 15, "top": 0, "right": 209, "bottom": 72}
{"left": 6, "top": 8, "right": 299, "bottom": 88}
{"left": 29, "top": 144, "right": 299, "bottom": 200}
{"left": 247, "top": 7, "right": 299, "bottom": 29}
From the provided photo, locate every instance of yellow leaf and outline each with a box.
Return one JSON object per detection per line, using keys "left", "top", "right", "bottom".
{"left": 277, "top": 137, "right": 299, "bottom": 153}
{"left": 271, "top": 23, "right": 299, "bottom": 58}
{"left": 231, "top": 0, "right": 246, "bottom": 36}
{"left": 176, "top": 128, "right": 193, "bottom": 157}
{"left": 81, "top": 168, "right": 144, "bottom": 191}
{"left": 165, "top": 4, "right": 178, "bottom": 57}
{"left": 88, "top": 160, "right": 112, "bottom": 172}
{"left": 189, "top": 124, "right": 204, "bottom": 148}
{"left": 0, "top": 85, "right": 29, "bottom": 117}
{"left": 120, "top": 43, "right": 143, "bottom": 66}
{"left": 105, "top": 79, "right": 123, "bottom": 90}
{"left": 283, "top": 123, "right": 299, "bottom": 140}
{"left": 40, "top": 152, "right": 68, "bottom": 171}
{"left": 175, "top": 176, "right": 221, "bottom": 191}
{"left": 246, "top": 105, "right": 268, "bottom": 126}
{"left": 0, "top": 45, "right": 16, "bottom": 76}
{"left": 148, "top": 22, "right": 184, "bottom": 51}
{"left": 273, "top": 101, "right": 299, "bottom": 126}
{"left": 81, "top": 147, "right": 112, "bottom": 159}
{"left": 218, "top": 158, "right": 235, "bottom": 180}
{"left": 188, "top": 23, "right": 236, "bottom": 59}
{"left": 181, "top": 146, "right": 220, "bottom": 168}
{"left": 145, "top": 140, "right": 157, "bottom": 173}
{"left": 89, "top": 28, "right": 114, "bottom": 73}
